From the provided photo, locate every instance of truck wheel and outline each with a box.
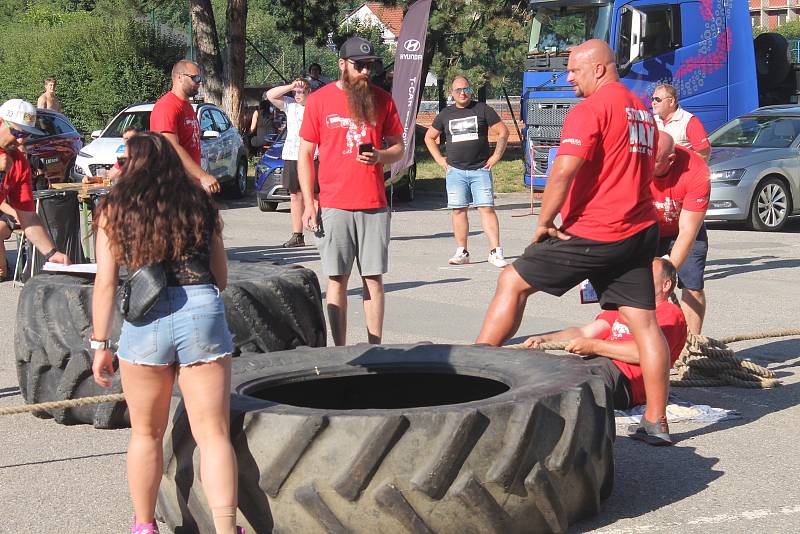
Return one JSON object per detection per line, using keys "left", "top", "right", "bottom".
{"left": 748, "top": 177, "right": 792, "bottom": 231}
{"left": 157, "top": 344, "right": 615, "bottom": 534}
{"left": 14, "top": 261, "right": 326, "bottom": 429}
{"left": 257, "top": 198, "right": 278, "bottom": 212}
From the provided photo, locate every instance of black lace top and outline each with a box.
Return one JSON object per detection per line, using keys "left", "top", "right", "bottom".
{"left": 164, "top": 246, "right": 216, "bottom": 286}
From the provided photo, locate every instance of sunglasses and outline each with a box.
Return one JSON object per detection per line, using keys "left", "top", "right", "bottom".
{"left": 348, "top": 60, "right": 376, "bottom": 72}
{"left": 3, "top": 120, "right": 32, "bottom": 139}
{"left": 453, "top": 87, "right": 473, "bottom": 95}
{"left": 181, "top": 73, "right": 204, "bottom": 84}
{"left": 117, "top": 157, "right": 128, "bottom": 168}
{"left": 651, "top": 96, "right": 671, "bottom": 103}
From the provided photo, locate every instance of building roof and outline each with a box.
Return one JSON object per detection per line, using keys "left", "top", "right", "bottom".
{"left": 363, "top": 2, "right": 404, "bottom": 36}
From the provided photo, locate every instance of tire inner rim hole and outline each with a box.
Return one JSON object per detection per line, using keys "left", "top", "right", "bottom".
{"left": 245, "top": 372, "right": 511, "bottom": 410}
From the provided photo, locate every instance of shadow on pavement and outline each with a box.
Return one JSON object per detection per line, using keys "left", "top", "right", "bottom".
{"left": 227, "top": 245, "right": 320, "bottom": 265}
{"left": 705, "top": 256, "right": 800, "bottom": 280}
{"left": 336, "top": 277, "right": 471, "bottom": 297}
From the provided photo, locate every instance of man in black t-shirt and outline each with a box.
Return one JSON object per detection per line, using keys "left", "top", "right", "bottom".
{"left": 425, "top": 76, "right": 510, "bottom": 267}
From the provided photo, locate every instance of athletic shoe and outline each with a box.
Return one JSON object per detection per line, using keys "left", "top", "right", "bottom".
{"left": 237, "top": 528, "right": 246, "bottom": 534}
{"left": 628, "top": 415, "right": 672, "bottom": 446}
{"left": 488, "top": 248, "right": 508, "bottom": 268}
{"left": 448, "top": 249, "right": 470, "bottom": 265}
{"left": 131, "top": 522, "right": 159, "bottom": 534}
{"left": 282, "top": 233, "right": 305, "bottom": 248}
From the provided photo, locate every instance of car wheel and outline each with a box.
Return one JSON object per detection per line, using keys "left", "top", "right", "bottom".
{"left": 396, "top": 163, "right": 416, "bottom": 202}
{"left": 748, "top": 177, "right": 792, "bottom": 231}
{"left": 258, "top": 198, "right": 279, "bottom": 212}
{"left": 225, "top": 159, "right": 248, "bottom": 199}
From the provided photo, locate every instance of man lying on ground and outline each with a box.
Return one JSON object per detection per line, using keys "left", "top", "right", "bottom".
{"left": 523, "top": 258, "right": 688, "bottom": 445}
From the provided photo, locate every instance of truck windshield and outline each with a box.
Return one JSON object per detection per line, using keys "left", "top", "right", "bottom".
{"left": 710, "top": 116, "right": 800, "bottom": 148}
{"left": 529, "top": 3, "right": 611, "bottom": 55}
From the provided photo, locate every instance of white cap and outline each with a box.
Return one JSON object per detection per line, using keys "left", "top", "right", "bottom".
{"left": 0, "top": 99, "right": 44, "bottom": 136}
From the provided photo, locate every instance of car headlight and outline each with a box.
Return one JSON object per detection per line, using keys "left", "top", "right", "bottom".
{"left": 72, "top": 165, "right": 85, "bottom": 176}
{"left": 78, "top": 150, "right": 93, "bottom": 158}
{"left": 709, "top": 168, "right": 744, "bottom": 186}
{"left": 274, "top": 167, "right": 282, "bottom": 175}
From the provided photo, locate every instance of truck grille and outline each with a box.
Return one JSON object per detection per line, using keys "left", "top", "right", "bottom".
{"left": 526, "top": 100, "right": 574, "bottom": 126}
{"left": 526, "top": 100, "right": 576, "bottom": 175}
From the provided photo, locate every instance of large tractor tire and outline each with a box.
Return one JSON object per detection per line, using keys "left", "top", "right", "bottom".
{"left": 157, "top": 344, "right": 615, "bottom": 534}
{"left": 14, "top": 262, "right": 325, "bottom": 429}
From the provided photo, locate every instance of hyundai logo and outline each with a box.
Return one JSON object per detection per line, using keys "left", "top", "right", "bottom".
{"left": 404, "top": 39, "right": 421, "bottom": 52}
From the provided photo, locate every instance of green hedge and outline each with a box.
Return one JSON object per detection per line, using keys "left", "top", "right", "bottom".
{"left": 0, "top": 11, "right": 185, "bottom": 136}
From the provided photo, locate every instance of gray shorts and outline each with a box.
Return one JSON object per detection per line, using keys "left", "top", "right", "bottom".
{"left": 315, "top": 207, "right": 390, "bottom": 277}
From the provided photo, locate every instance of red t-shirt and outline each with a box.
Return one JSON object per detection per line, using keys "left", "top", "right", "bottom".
{"left": 299, "top": 83, "right": 403, "bottom": 210}
{"left": 596, "top": 301, "right": 687, "bottom": 406}
{"left": 685, "top": 116, "right": 711, "bottom": 152}
{"left": 651, "top": 145, "right": 710, "bottom": 238}
{"left": 0, "top": 149, "right": 35, "bottom": 212}
{"left": 556, "top": 82, "right": 658, "bottom": 242}
{"left": 150, "top": 92, "right": 201, "bottom": 165}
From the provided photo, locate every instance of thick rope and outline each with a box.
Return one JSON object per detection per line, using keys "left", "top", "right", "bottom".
{"left": 0, "top": 393, "right": 125, "bottom": 416}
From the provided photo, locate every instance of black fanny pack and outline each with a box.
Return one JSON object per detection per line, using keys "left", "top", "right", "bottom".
{"left": 118, "top": 263, "right": 166, "bottom": 322}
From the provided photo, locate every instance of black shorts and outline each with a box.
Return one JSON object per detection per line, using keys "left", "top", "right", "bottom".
{"left": 655, "top": 224, "right": 708, "bottom": 290}
{"left": 583, "top": 356, "right": 634, "bottom": 411}
{"left": 513, "top": 223, "right": 659, "bottom": 310}
{"left": 0, "top": 213, "right": 16, "bottom": 231}
{"left": 282, "top": 159, "right": 320, "bottom": 194}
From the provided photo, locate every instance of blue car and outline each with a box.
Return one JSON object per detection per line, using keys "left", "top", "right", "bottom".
{"left": 255, "top": 130, "right": 416, "bottom": 212}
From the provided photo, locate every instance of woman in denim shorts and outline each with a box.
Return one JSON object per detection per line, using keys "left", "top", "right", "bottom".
{"left": 90, "top": 133, "right": 241, "bottom": 534}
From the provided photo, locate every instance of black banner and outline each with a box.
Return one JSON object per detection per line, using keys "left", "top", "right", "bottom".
{"left": 390, "top": 0, "right": 432, "bottom": 178}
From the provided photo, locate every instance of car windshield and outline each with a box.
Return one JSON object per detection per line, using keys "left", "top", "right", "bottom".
{"left": 710, "top": 115, "right": 800, "bottom": 148}
{"left": 529, "top": 3, "right": 612, "bottom": 54}
{"left": 102, "top": 111, "right": 151, "bottom": 138}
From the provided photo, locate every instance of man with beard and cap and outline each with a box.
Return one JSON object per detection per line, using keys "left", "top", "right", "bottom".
{"left": 150, "top": 59, "right": 220, "bottom": 194}
{"left": 297, "top": 36, "right": 404, "bottom": 346}
{"left": 0, "top": 98, "right": 70, "bottom": 279}
{"left": 476, "top": 40, "right": 674, "bottom": 446}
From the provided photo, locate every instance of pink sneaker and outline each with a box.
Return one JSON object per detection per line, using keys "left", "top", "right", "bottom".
{"left": 131, "top": 522, "right": 159, "bottom": 534}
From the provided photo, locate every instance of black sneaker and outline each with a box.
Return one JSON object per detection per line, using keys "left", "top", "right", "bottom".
{"left": 282, "top": 233, "right": 305, "bottom": 248}
{"left": 628, "top": 415, "right": 672, "bottom": 446}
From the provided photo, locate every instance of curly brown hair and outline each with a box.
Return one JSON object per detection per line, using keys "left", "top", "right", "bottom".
{"left": 93, "top": 131, "right": 222, "bottom": 269}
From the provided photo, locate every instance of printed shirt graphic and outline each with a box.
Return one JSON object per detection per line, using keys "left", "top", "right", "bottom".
{"left": 282, "top": 98, "right": 306, "bottom": 161}
{"left": 431, "top": 102, "right": 500, "bottom": 170}
{"left": 650, "top": 146, "right": 710, "bottom": 238}
{"left": 597, "top": 302, "right": 687, "bottom": 406}
{"left": 0, "top": 149, "right": 34, "bottom": 211}
{"left": 150, "top": 92, "right": 201, "bottom": 165}
{"left": 300, "top": 83, "right": 403, "bottom": 210}
{"left": 556, "top": 82, "right": 658, "bottom": 242}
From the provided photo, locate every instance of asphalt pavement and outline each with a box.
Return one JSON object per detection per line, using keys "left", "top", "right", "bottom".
{"left": 1, "top": 190, "right": 798, "bottom": 533}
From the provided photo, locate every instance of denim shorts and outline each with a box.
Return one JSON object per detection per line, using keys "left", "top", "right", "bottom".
{"left": 655, "top": 224, "right": 708, "bottom": 290}
{"left": 117, "top": 284, "right": 234, "bottom": 367}
{"left": 446, "top": 167, "right": 495, "bottom": 208}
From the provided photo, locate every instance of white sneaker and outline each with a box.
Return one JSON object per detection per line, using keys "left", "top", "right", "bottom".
{"left": 448, "top": 249, "right": 470, "bottom": 265}
{"left": 488, "top": 248, "right": 508, "bottom": 268}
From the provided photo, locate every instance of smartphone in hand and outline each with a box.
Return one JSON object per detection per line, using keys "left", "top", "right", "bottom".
{"left": 358, "top": 143, "right": 374, "bottom": 155}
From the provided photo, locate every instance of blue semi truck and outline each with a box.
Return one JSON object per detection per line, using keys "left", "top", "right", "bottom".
{"left": 522, "top": 0, "right": 792, "bottom": 187}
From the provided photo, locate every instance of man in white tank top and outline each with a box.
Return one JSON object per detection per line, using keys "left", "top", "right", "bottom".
{"left": 651, "top": 84, "right": 711, "bottom": 162}
{"left": 267, "top": 78, "right": 312, "bottom": 247}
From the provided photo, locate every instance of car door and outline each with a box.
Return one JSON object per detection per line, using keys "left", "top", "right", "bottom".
{"left": 210, "top": 108, "right": 235, "bottom": 179}
{"left": 198, "top": 106, "right": 222, "bottom": 178}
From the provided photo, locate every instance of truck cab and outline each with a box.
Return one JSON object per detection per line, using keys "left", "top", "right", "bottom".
{"left": 523, "top": 0, "right": 758, "bottom": 187}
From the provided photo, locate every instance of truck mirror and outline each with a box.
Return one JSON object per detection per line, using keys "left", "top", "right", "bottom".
{"left": 617, "top": 5, "right": 647, "bottom": 75}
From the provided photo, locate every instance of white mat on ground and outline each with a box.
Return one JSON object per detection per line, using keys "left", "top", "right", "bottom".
{"left": 615, "top": 393, "right": 742, "bottom": 425}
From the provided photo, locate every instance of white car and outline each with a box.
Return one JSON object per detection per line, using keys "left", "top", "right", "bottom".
{"left": 72, "top": 102, "right": 249, "bottom": 197}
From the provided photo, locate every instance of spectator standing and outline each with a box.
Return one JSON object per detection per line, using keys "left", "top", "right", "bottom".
{"left": 297, "top": 36, "right": 404, "bottom": 346}
{"left": 91, "top": 133, "right": 241, "bottom": 534}
{"left": 424, "top": 75, "right": 510, "bottom": 267}
{"left": 248, "top": 100, "right": 278, "bottom": 150}
{"left": 307, "top": 63, "right": 331, "bottom": 92}
{"left": 524, "top": 258, "right": 687, "bottom": 420}
{"left": 267, "top": 78, "right": 312, "bottom": 248}
{"left": 476, "top": 40, "right": 674, "bottom": 445}
{"left": 150, "top": 59, "right": 220, "bottom": 194}
{"left": 0, "top": 99, "right": 70, "bottom": 278}
{"left": 652, "top": 133, "right": 711, "bottom": 334}
{"left": 36, "top": 77, "right": 61, "bottom": 112}
{"left": 651, "top": 84, "right": 711, "bottom": 161}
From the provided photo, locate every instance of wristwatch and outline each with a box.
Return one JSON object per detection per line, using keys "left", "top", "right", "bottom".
{"left": 43, "top": 248, "right": 58, "bottom": 262}
{"left": 90, "top": 336, "right": 111, "bottom": 351}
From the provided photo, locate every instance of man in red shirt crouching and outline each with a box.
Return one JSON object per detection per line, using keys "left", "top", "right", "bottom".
{"left": 523, "top": 258, "right": 687, "bottom": 435}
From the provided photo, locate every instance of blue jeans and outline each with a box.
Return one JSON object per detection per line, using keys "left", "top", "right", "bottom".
{"left": 117, "top": 284, "right": 234, "bottom": 366}
{"left": 446, "top": 167, "right": 495, "bottom": 208}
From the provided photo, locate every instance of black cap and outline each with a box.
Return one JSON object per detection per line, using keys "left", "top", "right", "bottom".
{"left": 339, "top": 37, "right": 381, "bottom": 61}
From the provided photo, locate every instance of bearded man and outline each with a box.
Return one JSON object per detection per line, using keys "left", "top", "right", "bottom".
{"left": 297, "top": 36, "right": 404, "bottom": 346}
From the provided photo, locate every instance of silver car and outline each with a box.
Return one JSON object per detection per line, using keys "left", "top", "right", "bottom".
{"left": 706, "top": 106, "right": 800, "bottom": 231}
